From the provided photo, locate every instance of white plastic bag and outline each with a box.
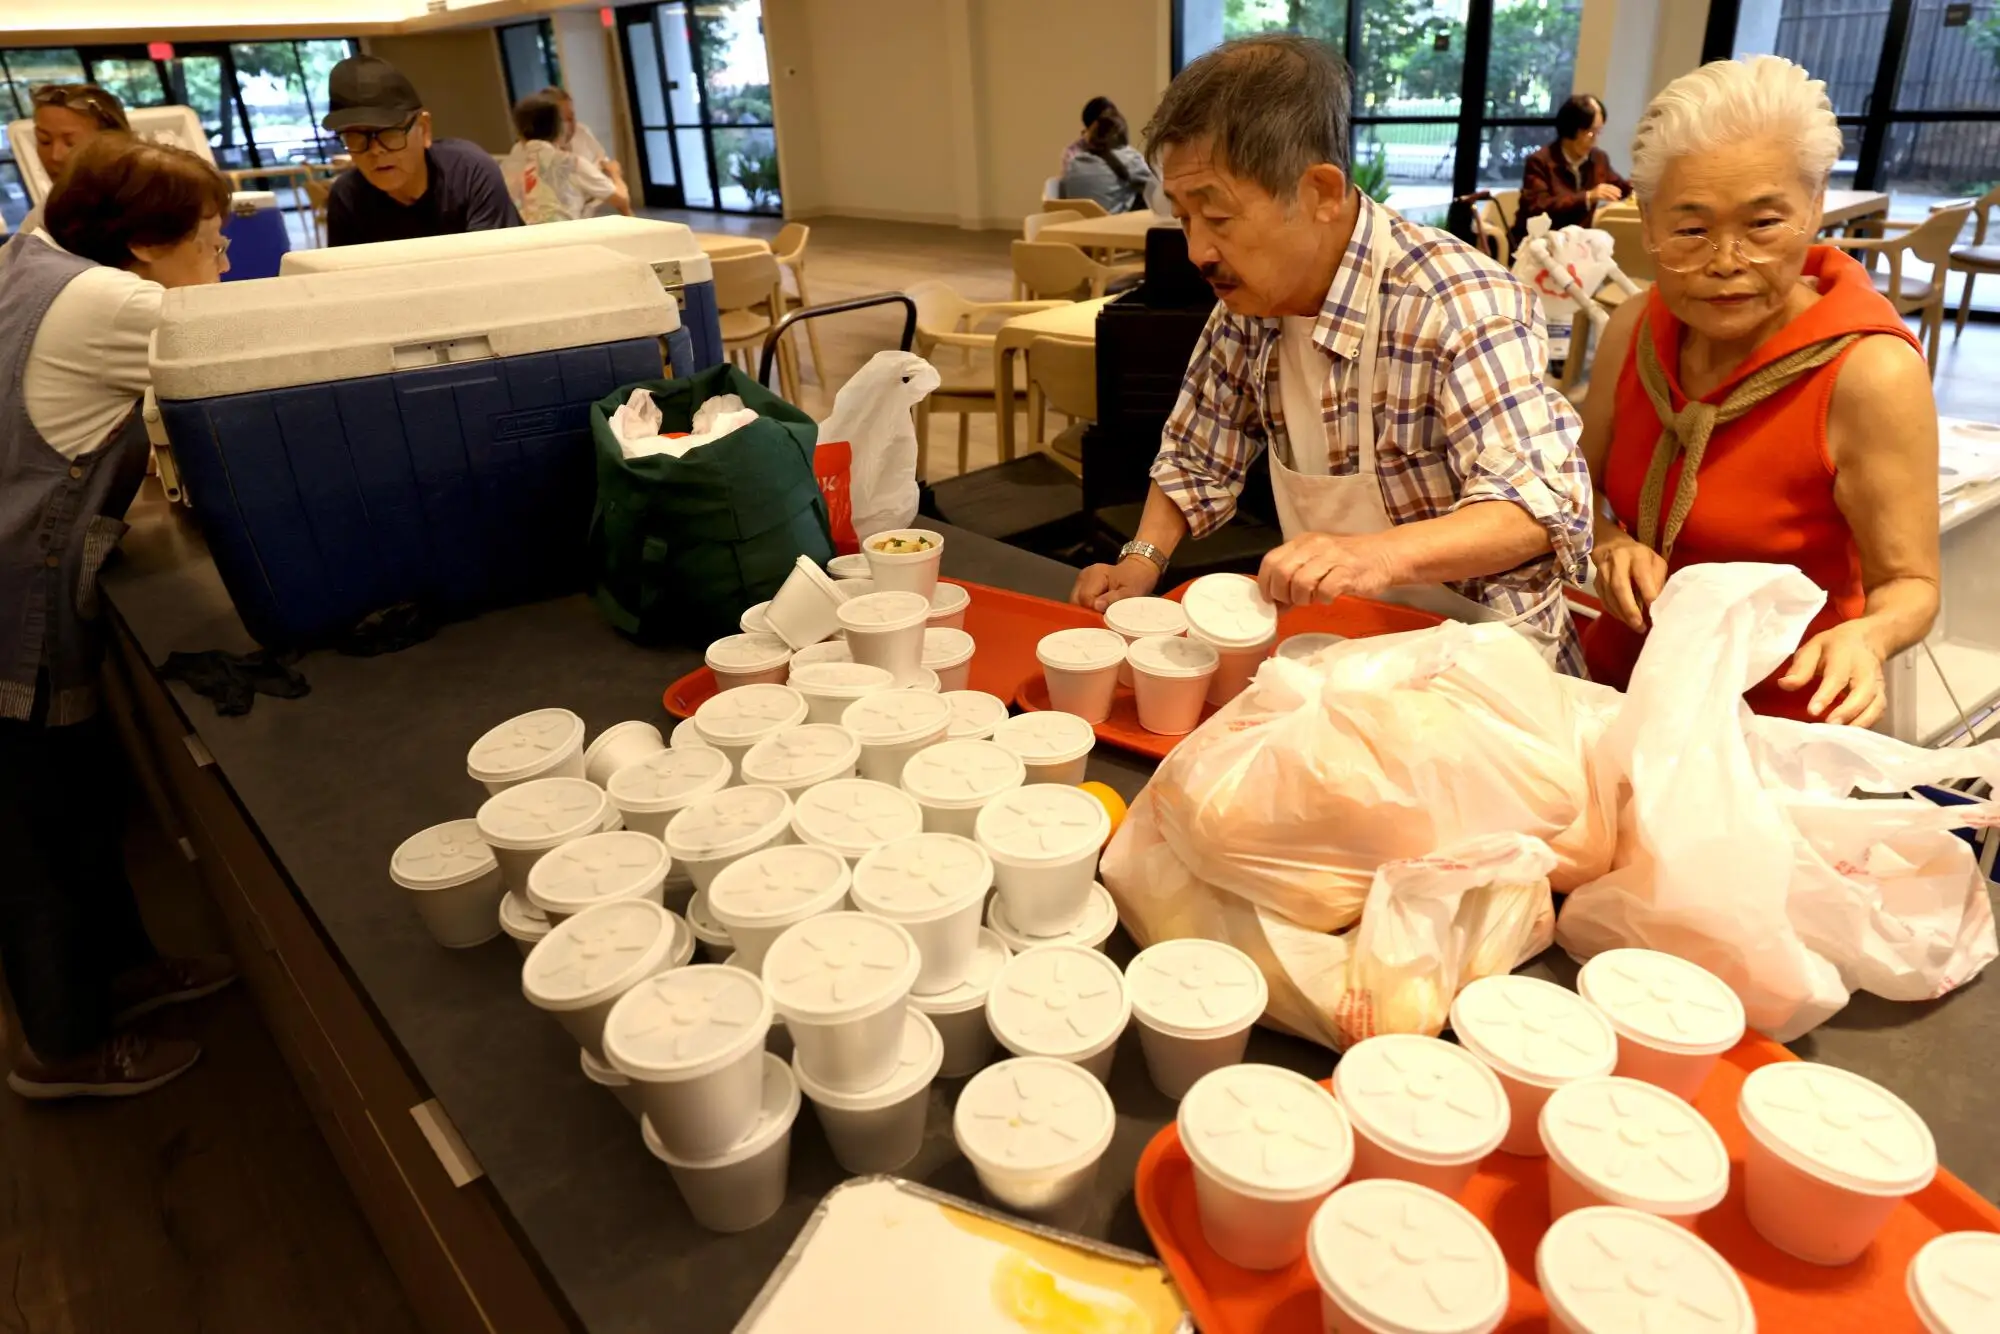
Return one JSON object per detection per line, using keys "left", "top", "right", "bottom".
{"left": 608, "top": 386, "right": 662, "bottom": 443}
{"left": 815, "top": 351, "right": 938, "bottom": 541}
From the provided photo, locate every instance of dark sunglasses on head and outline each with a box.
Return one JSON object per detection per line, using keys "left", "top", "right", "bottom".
{"left": 339, "top": 115, "right": 419, "bottom": 155}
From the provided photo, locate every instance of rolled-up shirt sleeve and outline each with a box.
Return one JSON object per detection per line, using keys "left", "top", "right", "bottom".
{"left": 1148, "top": 305, "right": 1266, "bottom": 539}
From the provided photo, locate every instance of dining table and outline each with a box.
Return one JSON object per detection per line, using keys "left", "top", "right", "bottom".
{"left": 688, "top": 230, "right": 773, "bottom": 260}
{"left": 1037, "top": 211, "right": 1178, "bottom": 254}
{"left": 991, "top": 296, "right": 1115, "bottom": 462}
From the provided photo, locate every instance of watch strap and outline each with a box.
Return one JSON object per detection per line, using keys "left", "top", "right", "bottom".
{"left": 1119, "top": 540, "right": 1169, "bottom": 573}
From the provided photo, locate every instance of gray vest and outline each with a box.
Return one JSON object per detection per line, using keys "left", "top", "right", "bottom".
{"left": 0, "top": 235, "right": 151, "bottom": 726}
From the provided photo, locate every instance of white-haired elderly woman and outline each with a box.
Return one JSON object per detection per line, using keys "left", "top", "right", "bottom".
{"left": 1578, "top": 56, "right": 1938, "bottom": 727}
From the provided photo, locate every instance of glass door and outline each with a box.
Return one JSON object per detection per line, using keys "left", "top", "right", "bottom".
{"left": 162, "top": 46, "right": 254, "bottom": 172}
{"left": 617, "top": 0, "right": 780, "bottom": 214}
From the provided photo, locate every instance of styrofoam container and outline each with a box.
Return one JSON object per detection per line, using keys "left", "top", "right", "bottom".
{"left": 985, "top": 943, "right": 1129, "bottom": 1082}
{"left": 737, "top": 724, "right": 861, "bottom": 798}
{"left": 1103, "top": 595, "right": 1187, "bottom": 685}
{"left": 909, "top": 928, "right": 1012, "bottom": 1077}
{"left": 954, "top": 1056, "right": 1115, "bottom": 1224}
{"left": 1908, "top": 1231, "right": 2000, "bottom": 1334}
{"left": 976, "top": 785, "right": 1110, "bottom": 938}
{"left": 1035, "top": 627, "right": 1128, "bottom": 724}
{"left": 788, "top": 661, "right": 893, "bottom": 725}
{"left": 834, "top": 578, "right": 876, "bottom": 603}
{"left": 740, "top": 600, "right": 774, "bottom": 635}
{"left": 794, "top": 1008, "right": 942, "bottom": 1175}
{"left": 606, "top": 746, "right": 732, "bottom": 839}
{"left": 790, "top": 778, "right": 924, "bottom": 865}
{"left": 788, "top": 640, "right": 853, "bottom": 674}
{"left": 580, "top": 1046, "right": 645, "bottom": 1121}
{"left": 582, "top": 720, "right": 666, "bottom": 787}
{"left": 705, "top": 843, "right": 851, "bottom": 971}
{"left": 525, "top": 830, "right": 670, "bottom": 924}
{"left": 705, "top": 631, "right": 794, "bottom": 690}
{"left": 1334, "top": 1034, "right": 1510, "bottom": 1198}
{"left": 466, "top": 708, "right": 586, "bottom": 794}
{"left": 1449, "top": 974, "right": 1618, "bottom": 1156}
{"left": 1576, "top": 948, "right": 1746, "bottom": 1102}
{"left": 928, "top": 582, "right": 970, "bottom": 630}
{"left": 475, "top": 777, "right": 612, "bottom": 899}
{"left": 1540, "top": 1075, "right": 1729, "bottom": 1225}
{"left": 692, "top": 683, "right": 808, "bottom": 779}
{"left": 662, "top": 785, "right": 796, "bottom": 894}
{"left": 643, "top": 1052, "right": 798, "bottom": 1234}
{"left": 598, "top": 805, "right": 625, "bottom": 832}
{"left": 901, "top": 667, "right": 941, "bottom": 692}
{"left": 987, "top": 881, "right": 1119, "bottom": 954}
{"left": 761, "top": 911, "right": 920, "bottom": 1093}
{"left": 1126, "top": 938, "right": 1268, "bottom": 1099}
{"left": 1276, "top": 632, "right": 1345, "bottom": 663}
{"left": 670, "top": 718, "right": 712, "bottom": 750}
{"left": 1193, "top": 631, "right": 1275, "bottom": 707}
{"left": 1183, "top": 573, "right": 1280, "bottom": 707}
{"left": 521, "top": 899, "right": 682, "bottom": 1061}
{"left": 862, "top": 528, "right": 945, "bottom": 599}
{"left": 1309, "top": 1179, "right": 1509, "bottom": 1334}
{"left": 991, "top": 710, "right": 1095, "bottom": 786}
{"left": 921, "top": 627, "right": 976, "bottom": 693}
{"left": 840, "top": 690, "right": 953, "bottom": 784}
{"left": 499, "top": 891, "right": 551, "bottom": 957}
{"left": 686, "top": 889, "right": 733, "bottom": 961}
{"left": 391, "top": 819, "right": 506, "bottom": 948}
{"left": 899, "top": 739, "right": 1026, "bottom": 838}
{"left": 766, "top": 554, "right": 847, "bottom": 650}
{"left": 1738, "top": 1060, "right": 1937, "bottom": 1265}
{"left": 1127, "top": 634, "right": 1220, "bottom": 736}
{"left": 1539, "top": 1206, "right": 1755, "bottom": 1334}
{"left": 942, "top": 690, "right": 1009, "bottom": 741}
{"left": 827, "top": 552, "right": 872, "bottom": 580}
{"left": 851, "top": 833, "right": 993, "bottom": 995}
{"left": 1181, "top": 1064, "right": 1353, "bottom": 1271}
{"left": 836, "top": 591, "right": 932, "bottom": 686}
{"left": 604, "top": 962, "right": 773, "bottom": 1159}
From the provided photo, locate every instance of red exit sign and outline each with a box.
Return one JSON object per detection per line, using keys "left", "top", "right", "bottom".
{"left": 147, "top": 42, "right": 175, "bottom": 61}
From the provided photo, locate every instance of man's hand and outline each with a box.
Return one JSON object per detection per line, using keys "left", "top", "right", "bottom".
{"left": 1256, "top": 532, "right": 1395, "bottom": 608}
{"left": 1588, "top": 183, "right": 1625, "bottom": 205}
{"left": 1776, "top": 620, "right": 1889, "bottom": 727}
{"left": 1592, "top": 536, "right": 1668, "bottom": 632}
{"left": 1072, "top": 557, "right": 1161, "bottom": 611}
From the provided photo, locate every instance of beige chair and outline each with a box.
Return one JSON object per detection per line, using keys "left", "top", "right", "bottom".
{"left": 906, "top": 280, "right": 1066, "bottom": 479}
{"left": 1043, "top": 196, "right": 1107, "bottom": 218}
{"left": 1594, "top": 204, "right": 1655, "bottom": 283}
{"left": 303, "top": 172, "right": 334, "bottom": 248}
{"left": 1833, "top": 204, "right": 1975, "bottom": 375}
{"left": 1011, "top": 240, "right": 1141, "bottom": 302}
{"left": 1025, "top": 335, "right": 1096, "bottom": 475}
{"left": 770, "top": 222, "right": 825, "bottom": 387}
{"left": 1042, "top": 175, "right": 1063, "bottom": 202}
{"left": 1940, "top": 186, "right": 2000, "bottom": 341}
{"left": 712, "top": 249, "right": 800, "bottom": 402}
{"left": 1023, "top": 210, "right": 1084, "bottom": 241}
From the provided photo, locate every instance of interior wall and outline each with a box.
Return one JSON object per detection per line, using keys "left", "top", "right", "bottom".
{"left": 363, "top": 29, "right": 514, "bottom": 154}
{"left": 550, "top": 9, "right": 627, "bottom": 166}
{"left": 1574, "top": 0, "right": 1711, "bottom": 175}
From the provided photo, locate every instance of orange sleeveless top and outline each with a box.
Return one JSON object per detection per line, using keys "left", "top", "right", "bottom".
{"left": 1581, "top": 246, "right": 1921, "bottom": 719}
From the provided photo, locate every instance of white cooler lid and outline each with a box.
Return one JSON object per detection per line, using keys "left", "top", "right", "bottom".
{"left": 11, "top": 105, "right": 211, "bottom": 204}
{"left": 921, "top": 627, "right": 975, "bottom": 670}
{"left": 1035, "top": 627, "right": 1127, "bottom": 672}
{"left": 1103, "top": 596, "right": 1187, "bottom": 639}
{"left": 280, "top": 213, "right": 713, "bottom": 285}
{"left": 706, "top": 632, "right": 793, "bottom": 676}
{"left": 851, "top": 833, "right": 992, "bottom": 922}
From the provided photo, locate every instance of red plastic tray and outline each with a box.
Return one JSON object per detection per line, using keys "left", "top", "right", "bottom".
{"left": 1135, "top": 1036, "right": 2000, "bottom": 1334}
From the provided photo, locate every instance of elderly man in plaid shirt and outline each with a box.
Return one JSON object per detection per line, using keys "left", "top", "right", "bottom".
{"left": 1071, "top": 35, "right": 1592, "bottom": 671}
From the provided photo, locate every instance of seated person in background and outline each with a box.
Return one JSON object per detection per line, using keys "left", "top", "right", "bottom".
{"left": 538, "top": 85, "right": 616, "bottom": 180}
{"left": 0, "top": 83, "right": 129, "bottom": 272}
{"left": 322, "top": 54, "right": 521, "bottom": 246}
{"left": 1579, "top": 57, "right": 1938, "bottom": 726}
{"left": 1058, "top": 108, "right": 1159, "bottom": 215}
{"left": 1059, "top": 96, "right": 1116, "bottom": 175}
{"left": 0, "top": 135, "right": 238, "bottom": 1101}
{"left": 501, "top": 91, "right": 630, "bottom": 224}
{"left": 1509, "top": 93, "right": 1630, "bottom": 253}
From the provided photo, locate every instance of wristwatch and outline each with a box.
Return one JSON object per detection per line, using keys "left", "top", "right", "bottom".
{"left": 1118, "top": 540, "right": 1169, "bottom": 574}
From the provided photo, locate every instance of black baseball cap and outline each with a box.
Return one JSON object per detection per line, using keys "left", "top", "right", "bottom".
{"left": 322, "top": 55, "right": 423, "bottom": 132}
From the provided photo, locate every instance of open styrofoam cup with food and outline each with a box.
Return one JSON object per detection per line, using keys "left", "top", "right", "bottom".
{"left": 606, "top": 746, "right": 732, "bottom": 840}
{"left": 643, "top": 1052, "right": 798, "bottom": 1234}
{"left": 704, "top": 843, "right": 851, "bottom": 972}
{"left": 1127, "top": 634, "right": 1221, "bottom": 736}
{"left": 787, "top": 640, "right": 853, "bottom": 675}
{"left": 499, "top": 890, "right": 551, "bottom": 957}
{"left": 985, "top": 943, "right": 1130, "bottom": 1083}
{"left": 582, "top": 720, "right": 666, "bottom": 787}
{"left": 976, "top": 784, "right": 1110, "bottom": 938}
{"left": 827, "top": 552, "right": 871, "bottom": 580}
{"left": 466, "top": 707, "right": 587, "bottom": 795}
{"left": 1180, "top": 1064, "right": 1353, "bottom": 1271}
{"left": 1333, "top": 1033, "right": 1510, "bottom": 1198}
{"left": 921, "top": 626, "right": 977, "bottom": 693}
{"left": 861, "top": 528, "right": 945, "bottom": 599}
{"left": 521, "top": 898, "right": 685, "bottom": 1061}
{"left": 991, "top": 710, "right": 1096, "bottom": 786}
{"left": 942, "top": 689, "right": 1009, "bottom": 741}
{"left": 851, "top": 832, "right": 993, "bottom": 995}
{"left": 391, "top": 819, "right": 507, "bottom": 948}
{"left": 603, "top": 962, "right": 773, "bottom": 1160}
{"left": 1103, "top": 595, "right": 1187, "bottom": 686}
{"left": 705, "top": 631, "right": 795, "bottom": 691}
{"left": 909, "top": 927, "right": 1012, "bottom": 1078}
{"left": 1276, "top": 632, "right": 1344, "bottom": 664}
{"left": 1035, "top": 627, "right": 1128, "bottom": 724}
{"left": 692, "top": 683, "right": 808, "bottom": 779}
{"left": 1540, "top": 1075, "right": 1729, "bottom": 1225}
{"left": 899, "top": 738, "right": 1026, "bottom": 838}
{"left": 662, "top": 784, "right": 796, "bottom": 894}
{"left": 580, "top": 1046, "right": 645, "bottom": 1121}
{"left": 795, "top": 1008, "right": 943, "bottom": 1175}
{"left": 765, "top": 554, "right": 847, "bottom": 650}
{"left": 1576, "top": 947, "right": 1747, "bottom": 1102}
{"left": 685, "top": 888, "right": 733, "bottom": 961}
{"left": 1448, "top": 973, "right": 1618, "bottom": 1156}
{"left": 987, "top": 881, "right": 1119, "bottom": 954}
{"left": 840, "top": 689, "right": 953, "bottom": 784}
{"left": 762, "top": 911, "right": 921, "bottom": 1093}
{"left": 1908, "top": 1231, "right": 2000, "bottom": 1334}
{"left": 1180, "top": 573, "right": 1279, "bottom": 707}
{"left": 738, "top": 724, "right": 861, "bottom": 799}
{"left": 525, "top": 829, "right": 670, "bottom": 925}
{"left": 954, "top": 1056, "right": 1115, "bottom": 1225}
{"left": 789, "top": 778, "right": 925, "bottom": 866}
{"left": 1126, "top": 938, "right": 1268, "bottom": 1099}
{"left": 475, "top": 777, "right": 611, "bottom": 899}
{"left": 788, "top": 660, "right": 893, "bottom": 725}
{"left": 927, "top": 581, "right": 970, "bottom": 631}
{"left": 1309, "top": 1179, "right": 1508, "bottom": 1334}
{"left": 836, "top": 591, "right": 932, "bottom": 685}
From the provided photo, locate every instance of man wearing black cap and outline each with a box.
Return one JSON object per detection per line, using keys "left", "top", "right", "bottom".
{"left": 323, "top": 54, "right": 521, "bottom": 246}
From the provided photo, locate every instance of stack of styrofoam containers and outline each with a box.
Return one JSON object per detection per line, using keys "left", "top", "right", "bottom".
{"left": 1181, "top": 573, "right": 1279, "bottom": 707}
{"left": 499, "top": 890, "right": 552, "bottom": 957}
{"left": 921, "top": 628, "right": 976, "bottom": 692}
{"left": 991, "top": 711, "right": 1096, "bottom": 785}
{"left": 1539, "top": 1076, "right": 1729, "bottom": 1225}
{"left": 1332, "top": 1034, "right": 1510, "bottom": 1197}
{"left": 1307, "top": 1179, "right": 1508, "bottom": 1334}
{"left": 737, "top": 725, "right": 861, "bottom": 798}
{"left": 1035, "top": 628, "right": 1127, "bottom": 724}
{"left": 467, "top": 708, "right": 588, "bottom": 794}
{"left": 837, "top": 592, "right": 932, "bottom": 686}
{"left": 663, "top": 785, "right": 796, "bottom": 894}
{"left": 762, "top": 556, "right": 847, "bottom": 650}
{"left": 862, "top": 529, "right": 945, "bottom": 598}
{"left": 788, "top": 640, "right": 852, "bottom": 674}
{"left": 788, "top": 662, "right": 893, "bottom": 725}
{"left": 525, "top": 830, "right": 672, "bottom": 924}
{"left": 705, "top": 632, "right": 794, "bottom": 690}
{"left": 605, "top": 748, "right": 732, "bottom": 839}
{"left": 1538, "top": 1207, "right": 1754, "bottom": 1334}
{"left": 849, "top": 834, "right": 993, "bottom": 995}
{"left": 692, "top": 684, "right": 808, "bottom": 779}
{"left": 898, "top": 740, "right": 1025, "bottom": 838}
{"left": 941, "top": 690, "right": 1009, "bottom": 741}
{"left": 794, "top": 1006, "right": 943, "bottom": 1176}
{"left": 927, "top": 582, "right": 970, "bottom": 631}
{"left": 705, "top": 844, "right": 851, "bottom": 971}
{"left": 1179, "top": 1064, "right": 1354, "bottom": 1270}
{"left": 1447, "top": 973, "right": 1618, "bottom": 1155}
{"left": 1576, "top": 948, "right": 1746, "bottom": 1101}
{"left": 475, "top": 777, "right": 612, "bottom": 902}
{"left": 790, "top": 779, "right": 924, "bottom": 866}
{"left": 909, "top": 928, "right": 1011, "bottom": 1077}
{"left": 1125, "top": 939, "right": 1268, "bottom": 1099}
{"left": 975, "top": 784, "right": 1110, "bottom": 941}
{"left": 1102, "top": 595, "right": 1187, "bottom": 686}
{"left": 826, "top": 552, "right": 871, "bottom": 580}
{"left": 391, "top": 820, "right": 507, "bottom": 948}
{"left": 1126, "top": 635, "right": 1221, "bottom": 735}
{"left": 984, "top": 944, "right": 1130, "bottom": 1081}
{"left": 740, "top": 602, "right": 774, "bottom": 635}
{"left": 953, "top": 1056, "right": 1115, "bottom": 1229}
{"left": 521, "top": 898, "right": 691, "bottom": 1061}
{"left": 840, "top": 691, "right": 952, "bottom": 783}
{"left": 685, "top": 888, "right": 735, "bottom": 961}
{"left": 987, "top": 880, "right": 1119, "bottom": 953}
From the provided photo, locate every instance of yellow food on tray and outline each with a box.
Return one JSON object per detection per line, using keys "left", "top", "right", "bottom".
{"left": 869, "top": 534, "right": 936, "bottom": 554}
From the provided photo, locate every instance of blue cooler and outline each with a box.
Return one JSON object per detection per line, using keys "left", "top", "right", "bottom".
{"left": 280, "top": 215, "right": 722, "bottom": 370}
{"left": 152, "top": 246, "right": 682, "bottom": 647}
{"left": 221, "top": 190, "right": 290, "bottom": 281}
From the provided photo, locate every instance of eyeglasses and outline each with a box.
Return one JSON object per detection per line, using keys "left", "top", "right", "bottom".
{"left": 31, "top": 84, "right": 124, "bottom": 125}
{"left": 211, "top": 235, "right": 232, "bottom": 263}
{"left": 1645, "top": 219, "right": 1811, "bottom": 273}
{"left": 338, "top": 116, "right": 418, "bottom": 155}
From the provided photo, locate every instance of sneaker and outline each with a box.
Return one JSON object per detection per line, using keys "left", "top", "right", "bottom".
{"left": 8, "top": 1033, "right": 202, "bottom": 1100}
{"left": 111, "top": 954, "right": 239, "bottom": 1026}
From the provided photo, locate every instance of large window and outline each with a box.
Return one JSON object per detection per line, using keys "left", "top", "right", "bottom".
{"left": 499, "top": 20, "right": 562, "bottom": 105}
{"left": 617, "top": 0, "right": 780, "bottom": 214}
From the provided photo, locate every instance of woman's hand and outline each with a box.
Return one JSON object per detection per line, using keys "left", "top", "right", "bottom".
{"left": 1592, "top": 536, "right": 1668, "bottom": 632}
{"left": 1588, "top": 182, "right": 1625, "bottom": 205}
{"left": 1776, "top": 620, "right": 1888, "bottom": 727}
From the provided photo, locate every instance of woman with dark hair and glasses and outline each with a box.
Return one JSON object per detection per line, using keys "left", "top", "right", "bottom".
{"left": 1508, "top": 93, "right": 1631, "bottom": 252}
{"left": 0, "top": 83, "right": 130, "bottom": 273}
{"left": 1057, "top": 107, "right": 1158, "bottom": 215}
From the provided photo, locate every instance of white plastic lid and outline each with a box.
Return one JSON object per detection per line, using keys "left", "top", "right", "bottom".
{"left": 790, "top": 779, "right": 925, "bottom": 859}
{"left": 645, "top": 1051, "right": 800, "bottom": 1170}
{"left": 943, "top": 690, "right": 1010, "bottom": 740}
{"left": 827, "top": 552, "right": 871, "bottom": 579}
{"left": 1309, "top": 1179, "right": 1509, "bottom": 1334}
{"left": 908, "top": 928, "right": 1013, "bottom": 1017}
{"left": 693, "top": 683, "right": 807, "bottom": 745}
{"left": 1126, "top": 634, "right": 1220, "bottom": 679}
{"left": 521, "top": 899, "right": 674, "bottom": 1011}
{"left": 902, "top": 668, "right": 941, "bottom": 692}
{"left": 685, "top": 889, "right": 732, "bottom": 947}
{"left": 1182, "top": 574, "right": 1279, "bottom": 649}
{"left": 740, "top": 601, "right": 773, "bottom": 635}
{"left": 1577, "top": 948, "right": 1747, "bottom": 1057}
{"left": 1449, "top": 974, "right": 1618, "bottom": 1089}
{"left": 526, "top": 831, "right": 670, "bottom": 916}
{"left": 1178, "top": 1064, "right": 1353, "bottom": 1201}
{"left": 789, "top": 661, "right": 893, "bottom": 698}
{"left": 705, "top": 631, "right": 793, "bottom": 675}
{"left": 900, "top": 739, "right": 1025, "bottom": 810}
{"left": 835, "top": 579, "right": 876, "bottom": 601}
{"left": 499, "top": 890, "right": 550, "bottom": 941}
{"left": 760, "top": 911, "right": 920, "bottom": 1024}
{"left": 922, "top": 626, "right": 976, "bottom": 670}
{"left": 606, "top": 746, "right": 731, "bottom": 813}
{"left": 836, "top": 590, "right": 931, "bottom": 634}
{"left": 1332, "top": 1035, "right": 1510, "bottom": 1168}
{"left": 705, "top": 844, "right": 851, "bottom": 930}
{"left": 1035, "top": 627, "right": 1128, "bottom": 672}
{"left": 663, "top": 785, "right": 794, "bottom": 863}
{"left": 603, "top": 963, "right": 772, "bottom": 1082}
{"left": 1103, "top": 595, "right": 1188, "bottom": 639}
{"left": 390, "top": 819, "right": 496, "bottom": 891}
{"left": 840, "top": 690, "right": 953, "bottom": 746}
{"left": 1125, "top": 939, "right": 1267, "bottom": 1039}
{"left": 466, "top": 708, "right": 584, "bottom": 781}
{"left": 670, "top": 718, "right": 712, "bottom": 749}
{"left": 788, "top": 641, "right": 853, "bottom": 671}
{"left": 986, "top": 944, "right": 1130, "bottom": 1061}
{"left": 1539, "top": 1207, "right": 1755, "bottom": 1334}
{"left": 992, "top": 711, "right": 1096, "bottom": 766}
{"left": 851, "top": 833, "right": 992, "bottom": 923}
{"left": 987, "top": 882, "right": 1120, "bottom": 953}
{"left": 793, "top": 1009, "right": 943, "bottom": 1111}
{"left": 475, "top": 777, "right": 610, "bottom": 851}
{"left": 739, "top": 725, "right": 861, "bottom": 788}
{"left": 975, "top": 785, "right": 1110, "bottom": 867}
{"left": 579, "top": 1046, "right": 626, "bottom": 1086}
{"left": 1541, "top": 1076, "right": 1730, "bottom": 1213}
{"left": 954, "top": 1056, "right": 1116, "bottom": 1176}
{"left": 1909, "top": 1232, "right": 2000, "bottom": 1334}
{"left": 929, "top": 582, "right": 971, "bottom": 616}
{"left": 1738, "top": 1061, "right": 1937, "bottom": 1196}
{"left": 1277, "top": 632, "right": 1345, "bottom": 662}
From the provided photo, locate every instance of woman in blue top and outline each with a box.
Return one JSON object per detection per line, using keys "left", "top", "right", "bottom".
{"left": 1058, "top": 108, "right": 1160, "bottom": 215}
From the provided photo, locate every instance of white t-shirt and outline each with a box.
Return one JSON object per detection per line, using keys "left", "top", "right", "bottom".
{"left": 19, "top": 229, "right": 163, "bottom": 460}
{"left": 1278, "top": 315, "right": 1332, "bottom": 477}
{"left": 500, "top": 140, "right": 617, "bottom": 224}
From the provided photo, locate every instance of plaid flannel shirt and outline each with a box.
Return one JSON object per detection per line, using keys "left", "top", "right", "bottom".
{"left": 1150, "top": 198, "right": 1592, "bottom": 671}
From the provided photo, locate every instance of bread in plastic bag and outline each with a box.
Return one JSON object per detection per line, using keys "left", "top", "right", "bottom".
{"left": 814, "top": 350, "right": 938, "bottom": 545}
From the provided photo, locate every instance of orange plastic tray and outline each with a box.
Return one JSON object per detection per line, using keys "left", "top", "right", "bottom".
{"left": 661, "top": 578, "right": 1098, "bottom": 719}
{"left": 1134, "top": 1036, "right": 2000, "bottom": 1334}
